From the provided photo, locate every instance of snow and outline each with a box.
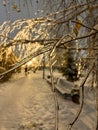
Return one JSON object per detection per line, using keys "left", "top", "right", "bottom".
{"left": 0, "top": 70, "right": 97, "bottom": 130}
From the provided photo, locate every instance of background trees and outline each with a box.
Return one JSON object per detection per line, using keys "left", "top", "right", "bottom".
{"left": 0, "top": 0, "right": 98, "bottom": 81}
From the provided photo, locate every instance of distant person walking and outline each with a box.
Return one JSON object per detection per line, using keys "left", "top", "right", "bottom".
{"left": 25, "top": 65, "right": 28, "bottom": 76}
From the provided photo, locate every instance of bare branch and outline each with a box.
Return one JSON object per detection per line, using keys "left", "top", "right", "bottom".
{"left": 0, "top": 45, "right": 52, "bottom": 77}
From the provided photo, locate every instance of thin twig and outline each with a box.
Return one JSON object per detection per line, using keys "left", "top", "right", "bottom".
{"left": 67, "top": 60, "right": 95, "bottom": 130}
{"left": 44, "top": 0, "right": 96, "bottom": 18}
{"left": 54, "top": 4, "right": 98, "bottom": 25}
{"left": 60, "top": 30, "right": 98, "bottom": 47}
{"left": 72, "top": 20, "right": 98, "bottom": 31}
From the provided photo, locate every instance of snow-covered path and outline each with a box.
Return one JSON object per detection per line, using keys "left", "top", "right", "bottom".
{"left": 0, "top": 71, "right": 56, "bottom": 130}
{"left": 0, "top": 70, "right": 97, "bottom": 130}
